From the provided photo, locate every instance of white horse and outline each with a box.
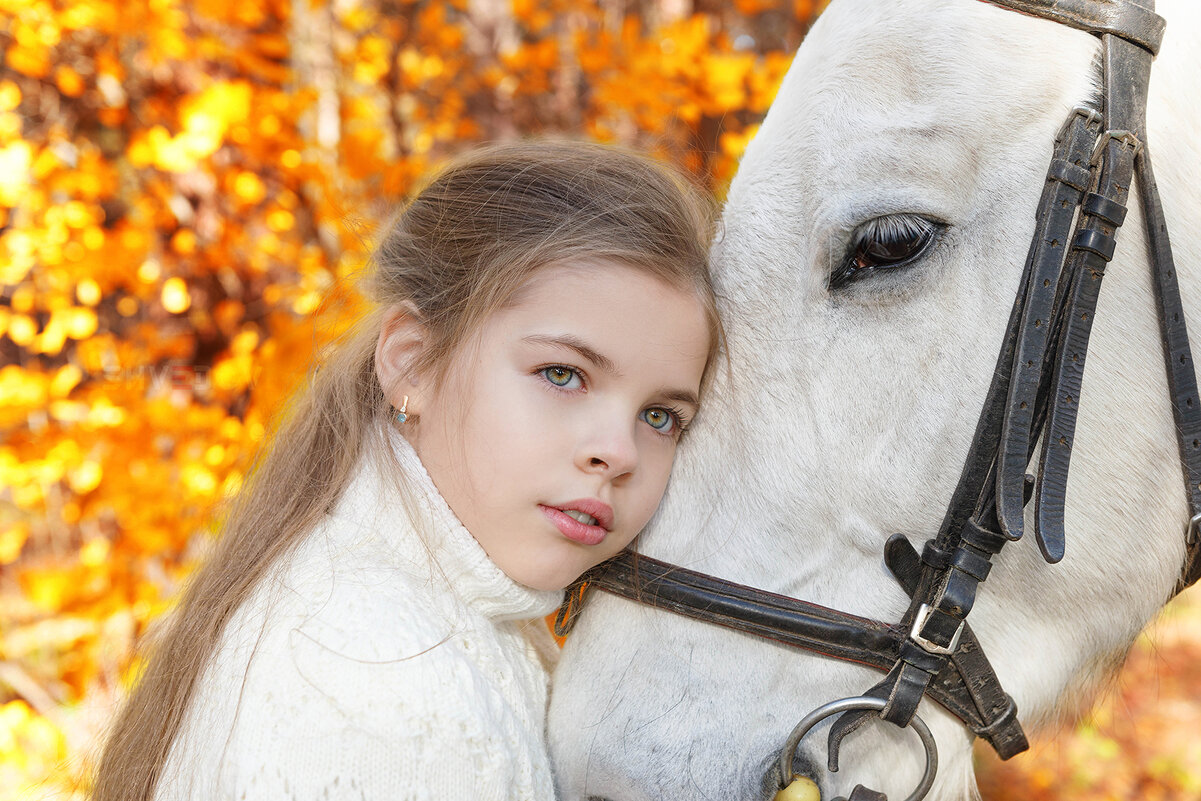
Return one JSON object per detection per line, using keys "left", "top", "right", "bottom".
{"left": 547, "top": 1, "right": 1201, "bottom": 799}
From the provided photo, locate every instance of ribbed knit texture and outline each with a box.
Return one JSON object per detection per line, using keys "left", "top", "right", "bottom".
{"left": 154, "top": 429, "right": 564, "bottom": 800}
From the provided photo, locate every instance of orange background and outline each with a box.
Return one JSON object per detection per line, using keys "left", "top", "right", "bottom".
{"left": 1, "top": 0, "right": 1197, "bottom": 798}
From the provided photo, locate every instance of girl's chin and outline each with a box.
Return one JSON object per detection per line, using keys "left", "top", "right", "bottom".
{"left": 501, "top": 551, "right": 592, "bottom": 593}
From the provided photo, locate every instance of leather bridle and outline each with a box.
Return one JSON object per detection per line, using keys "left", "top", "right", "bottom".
{"left": 554, "top": 1, "right": 1201, "bottom": 798}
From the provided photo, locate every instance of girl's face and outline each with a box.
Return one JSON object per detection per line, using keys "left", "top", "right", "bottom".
{"left": 410, "top": 262, "right": 712, "bottom": 591}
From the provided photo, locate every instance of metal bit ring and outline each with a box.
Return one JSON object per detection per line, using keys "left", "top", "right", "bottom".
{"left": 778, "top": 696, "right": 938, "bottom": 801}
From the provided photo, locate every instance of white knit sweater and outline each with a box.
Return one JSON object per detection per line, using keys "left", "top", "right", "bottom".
{"left": 154, "top": 431, "right": 564, "bottom": 800}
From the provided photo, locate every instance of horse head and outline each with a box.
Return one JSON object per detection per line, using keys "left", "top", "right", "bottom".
{"left": 548, "top": 1, "right": 1201, "bottom": 799}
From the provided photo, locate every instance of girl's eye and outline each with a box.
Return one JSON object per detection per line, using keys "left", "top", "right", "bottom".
{"left": 640, "top": 407, "right": 678, "bottom": 435}
{"left": 828, "top": 214, "right": 940, "bottom": 290}
{"left": 541, "top": 366, "right": 583, "bottom": 390}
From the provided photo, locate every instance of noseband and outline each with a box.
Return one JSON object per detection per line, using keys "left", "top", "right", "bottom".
{"left": 556, "top": 1, "right": 1201, "bottom": 798}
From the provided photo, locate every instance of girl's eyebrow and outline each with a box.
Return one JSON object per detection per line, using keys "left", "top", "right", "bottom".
{"left": 522, "top": 333, "right": 700, "bottom": 409}
{"left": 522, "top": 334, "right": 617, "bottom": 374}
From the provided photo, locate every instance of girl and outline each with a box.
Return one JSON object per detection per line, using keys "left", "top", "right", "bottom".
{"left": 93, "top": 141, "right": 721, "bottom": 801}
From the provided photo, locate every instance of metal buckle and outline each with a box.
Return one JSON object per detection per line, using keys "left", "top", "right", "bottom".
{"left": 909, "top": 603, "right": 965, "bottom": 656}
{"left": 1055, "top": 105, "right": 1103, "bottom": 144}
{"left": 1187, "top": 513, "right": 1201, "bottom": 545}
{"left": 1090, "top": 129, "right": 1143, "bottom": 167}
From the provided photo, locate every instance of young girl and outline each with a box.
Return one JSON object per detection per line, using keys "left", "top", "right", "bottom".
{"left": 93, "top": 141, "right": 721, "bottom": 800}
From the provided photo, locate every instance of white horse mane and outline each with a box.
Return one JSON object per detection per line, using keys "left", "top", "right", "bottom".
{"left": 549, "top": 0, "right": 1201, "bottom": 798}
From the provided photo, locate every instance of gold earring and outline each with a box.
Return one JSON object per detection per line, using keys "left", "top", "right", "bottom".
{"left": 396, "top": 395, "right": 409, "bottom": 424}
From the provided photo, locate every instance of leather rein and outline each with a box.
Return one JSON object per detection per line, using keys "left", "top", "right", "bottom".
{"left": 555, "top": 0, "right": 1201, "bottom": 796}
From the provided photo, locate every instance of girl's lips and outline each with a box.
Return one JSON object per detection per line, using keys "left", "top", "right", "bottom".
{"left": 540, "top": 504, "right": 608, "bottom": 546}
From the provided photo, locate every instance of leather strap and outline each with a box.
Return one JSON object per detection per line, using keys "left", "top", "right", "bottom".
{"left": 978, "top": 0, "right": 1165, "bottom": 54}
{"left": 560, "top": 548, "right": 1028, "bottom": 759}
{"left": 996, "top": 107, "right": 1103, "bottom": 546}
{"left": 861, "top": 101, "right": 1111, "bottom": 749}
{"left": 1035, "top": 34, "right": 1148, "bottom": 562}
{"left": 557, "top": 552, "right": 902, "bottom": 671}
{"left": 1138, "top": 145, "right": 1201, "bottom": 593}
{"left": 826, "top": 536, "right": 1027, "bottom": 769}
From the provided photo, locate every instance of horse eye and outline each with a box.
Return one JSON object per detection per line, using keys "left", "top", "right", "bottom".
{"left": 829, "top": 214, "right": 939, "bottom": 290}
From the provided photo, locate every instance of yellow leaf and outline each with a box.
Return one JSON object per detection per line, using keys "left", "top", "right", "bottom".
{"left": 0, "top": 522, "right": 28, "bottom": 564}
{"left": 5, "top": 42, "right": 50, "bottom": 78}
{"left": 0, "top": 141, "right": 32, "bottom": 207}
{"left": 230, "top": 328, "right": 259, "bottom": 354}
{"left": 266, "top": 208, "right": 294, "bottom": 232}
{"left": 0, "top": 80, "right": 20, "bottom": 111}
{"left": 66, "top": 307, "right": 98, "bottom": 339}
{"left": 49, "top": 364, "right": 82, "bottom": 397}
{"left": 79, "top": 537, "right": 111, "bottom": 567}
{"left": 161, "top": 277, "right": 191, "bottom": 313}
{"left": 138, "top": 257, "right": 161, "bottom": 283}
{"left": 234, "top": 171, "right": 266, "bottom": 204}
{"left": 68, "top": 460, "right": 102, "bottom": 493}
{"left": 171, "top": 229, "right": 196, "bottom": 254}
{"left": 55, "top": 64, "right": 85, "bottom": 97}
{"left": 76, "top": 278, "right": 101, "bottom": 306}
{"left": 21, "top": 569, "right": 74, "bottom": 612}
{"left": 6, "top": 314, "right": 36, "bottom": 346}
{"left": 181, "top": 463, "right": 217, "bottom": 496}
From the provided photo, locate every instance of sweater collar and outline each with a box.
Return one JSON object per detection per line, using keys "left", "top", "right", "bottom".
{"left": 330, "top": 426, "right": 563, "bottom": 621}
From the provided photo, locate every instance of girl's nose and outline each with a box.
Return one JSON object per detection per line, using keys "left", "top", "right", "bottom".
{"left": 577, "top": 420, "right": 638, "bottom": 478}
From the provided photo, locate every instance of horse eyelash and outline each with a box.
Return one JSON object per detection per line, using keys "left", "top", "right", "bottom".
{"left": 852, "top": 213, "right": 937, "bottom": 247}
{"left": 829, "top": 213, "right": 942, "bottom": 291}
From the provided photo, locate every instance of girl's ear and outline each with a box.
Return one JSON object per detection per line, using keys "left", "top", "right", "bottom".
{"left": 375, "top": 303, "right": 428, "bottom": 412}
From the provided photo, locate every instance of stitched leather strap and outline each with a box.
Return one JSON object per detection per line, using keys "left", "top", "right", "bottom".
{"left": 888, "top": 537, "right": 1027, "bottom": 757}
{"left": 855, "top": 98, "right": 1113, "bottom": 754}
{"left": 979, "top": 0, "right": 1165, "bottom": 53}
{"left": 560, "top": 546, "right": 1029, "bottom": 760}
{"left": 558, "top": 552, "right": 902, "bottom": 670}
{"left": 1137, "top": 145, "right": 1201, "bottom": 594}
{"left": 995, "top": 107, "right": 1103, "bottom": 546}
{"left": 1035, "top": 34, "right": 1149, "bottom": 562}
{"left": 826, "top": 536, "right": 1028, "bottom": 766}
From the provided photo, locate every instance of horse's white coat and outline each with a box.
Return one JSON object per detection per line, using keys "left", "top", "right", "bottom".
{"left": 547, "top": 1, "right": 1201, "bottom": 799}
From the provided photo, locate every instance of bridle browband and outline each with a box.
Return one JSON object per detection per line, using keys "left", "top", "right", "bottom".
{"left": 555, "top": 1, "right": 1201, "bottom": 798}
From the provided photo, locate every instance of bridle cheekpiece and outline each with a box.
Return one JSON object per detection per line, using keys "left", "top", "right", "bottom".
{"left": 555, "top": 2, "right": 1200, "bottom": 799}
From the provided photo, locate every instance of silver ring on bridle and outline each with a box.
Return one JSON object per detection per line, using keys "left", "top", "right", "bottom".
{"left": 778, "top": 696, "right": 938, "bottom": 801}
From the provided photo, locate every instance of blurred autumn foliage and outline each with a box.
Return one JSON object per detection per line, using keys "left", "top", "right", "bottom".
{"left": 976, "top": 590, "right": 1201, "bottom": 801}
{"left": 1, "top": 0, "right": 1199, "bottom": 799}
{"left": 0, "top": 0, "right": 812, "bottom": 796}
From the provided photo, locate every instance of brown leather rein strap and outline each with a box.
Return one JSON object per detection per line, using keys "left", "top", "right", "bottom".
{"left": 1140, "top": 140, "right": 1201, "bottom": 592}
{"left": 555, "top": 543, "right": 1026, "bottom": 758}
{"left": 983, "top": 0, "right": 1201, "bottom": 591}
{"left": 980, "top": 0, "right": 1164, "bottom": 54}
{"left": 556, "top": 0, "right": 1201, "bottom": 771}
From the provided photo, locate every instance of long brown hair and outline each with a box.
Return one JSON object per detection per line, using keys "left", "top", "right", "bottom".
{"left": 91, "top": 140, "right": 720, "bottom": 801}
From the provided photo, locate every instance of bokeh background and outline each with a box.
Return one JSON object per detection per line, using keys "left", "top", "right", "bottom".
{"left": 1, "top": 0, "right": 1198, "bottom": 798}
